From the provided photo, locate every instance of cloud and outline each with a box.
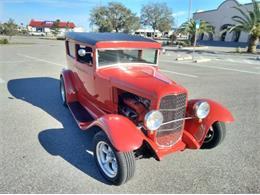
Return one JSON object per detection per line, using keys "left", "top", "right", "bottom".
{"left": 172, "top": 11, "right": 187, "bottom": 17}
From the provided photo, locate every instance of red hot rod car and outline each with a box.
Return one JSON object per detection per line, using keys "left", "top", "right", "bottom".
{"left": 60, "top": 32, "right": 234, "bottom": 185}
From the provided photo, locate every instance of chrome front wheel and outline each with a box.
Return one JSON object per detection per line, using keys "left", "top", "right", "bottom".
{"left": 203, "top": 126, "right": 214, "bottom": 143}
{"left": 96, "top": 141, "right": 118, "bottom": 178}
{"left": 93, "top": 131, "right": 136, "bottom": 185}
{"left": 201, "top": 122, "right": 226, "bottom": 149}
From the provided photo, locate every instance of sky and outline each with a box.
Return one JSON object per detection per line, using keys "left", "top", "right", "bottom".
{"left": 0, "top": 0, "right": 253, "bottom": 31}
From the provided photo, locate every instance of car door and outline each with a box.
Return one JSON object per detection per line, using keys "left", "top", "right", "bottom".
{"left": 74, "top": 44, "right": 95, "bottom": 102}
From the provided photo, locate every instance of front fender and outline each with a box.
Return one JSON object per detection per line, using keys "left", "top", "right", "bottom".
{"left": 184, "top": 99, "right": 234, "bottom": 147}
{"left": 60, "top": 69, "right": 77, "bottom": 103}
{"left": 89, "top": 114, "right": 145, "bottom": 152}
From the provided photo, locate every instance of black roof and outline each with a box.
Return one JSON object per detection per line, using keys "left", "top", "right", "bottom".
{"left": 66, "top": 32, "right": 158, "bottom": 45}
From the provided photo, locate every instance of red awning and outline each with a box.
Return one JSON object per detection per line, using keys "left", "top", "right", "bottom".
{"left": 29, "top": 20, "right": 75, "bottom": 28}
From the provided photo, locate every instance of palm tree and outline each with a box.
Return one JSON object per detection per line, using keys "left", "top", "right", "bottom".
{"left": 178, "top": 19, "right": 214, "bottom": 45}
{"left": 228, "top": 0, "right": 260, "bottom": 53}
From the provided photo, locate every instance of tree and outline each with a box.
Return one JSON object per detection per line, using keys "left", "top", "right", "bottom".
{"left": 2, "top": 18, "right": 18, "bottom": 40}
{"left": 226, "top": 0, "right": 260, "bottom": 53}
{"left": 50, "top": 19, "right": 61, "bottom": 36}
{"left": 178, "top": 19, "right": 214, "bottom": 45}
{"left": 90, "top": 6, "right": 113, "bottom": 32}
{"left": 65, "top": 21, "right": 70, "bottom": 31}
{"left": 140, "top": 3, "right": 173, "bottom": 34}
{"left": 0, "top": 23, "right": 4, "bottom": 34}
{"left": 123, "top": 15, "right": 140, "bottom": 33}
{"left": 90, "top": 2, "right": 140, "bottom": 32}
{"left": 169, "top": 33, "right": 177, "bottom": 45}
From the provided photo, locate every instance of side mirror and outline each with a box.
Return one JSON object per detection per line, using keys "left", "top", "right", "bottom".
{"left": 78, "top": 49, "right": 93, "bottom": 57}
{"left": 78, "top": 49, "right": 87, "bottom": 57}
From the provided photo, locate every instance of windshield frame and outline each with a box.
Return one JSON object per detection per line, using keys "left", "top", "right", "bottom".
{"left": 96, "top": 48, "right": 159, "bottom": 69}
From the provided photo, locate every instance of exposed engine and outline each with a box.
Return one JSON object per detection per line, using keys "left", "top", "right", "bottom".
{"left": 118, "top": 92, "right": 150, "bottom": 124}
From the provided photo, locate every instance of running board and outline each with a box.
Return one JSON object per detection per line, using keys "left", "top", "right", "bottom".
{"left": 68, "top": 101, "right": 94, "bottom": 129}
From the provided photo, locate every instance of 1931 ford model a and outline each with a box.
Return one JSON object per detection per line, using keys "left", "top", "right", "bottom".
{"left": 60, "top": 32, "right": 234, "bottom": 185}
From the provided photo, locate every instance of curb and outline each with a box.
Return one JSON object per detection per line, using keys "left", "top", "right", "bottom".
{"left": 163, "top": 46, "right": 209, "bottom": 51}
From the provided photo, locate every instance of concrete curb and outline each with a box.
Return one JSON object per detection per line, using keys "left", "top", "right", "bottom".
{"left": 163, "top": 46, "right": 209, "bottom": 51}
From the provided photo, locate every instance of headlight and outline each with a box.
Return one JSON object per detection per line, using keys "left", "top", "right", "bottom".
{"left": 194, "top": 101, "right": 210, "bottom": 119}
{"left": 144, "top": 110, "right": 163, "bottom": 131}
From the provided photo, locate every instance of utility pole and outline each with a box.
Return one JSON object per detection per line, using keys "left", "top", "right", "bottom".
{"left": 188, "top": 0, "right": 192, "bottom": 20}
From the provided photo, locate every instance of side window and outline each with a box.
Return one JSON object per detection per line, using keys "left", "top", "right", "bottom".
{"left": 76, "top": 44, "right": 93, "bottom": 65}
{"left": 66, "top": 41, "right": 76, "bottom": 58}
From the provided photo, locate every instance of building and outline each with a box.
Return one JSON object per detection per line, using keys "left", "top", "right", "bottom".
{"left": 133, "top": 29, "right": 162, "bottom": 38}
{"left": 193, "top": 0, "right": 257, "bottom": 43}
{"left": 28, "top": 19, "right": 76, "bottom": 36}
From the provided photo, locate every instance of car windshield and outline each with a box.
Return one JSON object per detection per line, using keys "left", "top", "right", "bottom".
{"left": 97, "top": 49, "right": 158, "bottom": 67}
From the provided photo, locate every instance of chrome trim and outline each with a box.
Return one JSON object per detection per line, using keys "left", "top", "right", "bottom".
{"left": 161, "top": 117, "right": 194, "bottom": 126}
{"left": 144, "top": 110, "right": 163, "bottom": 131}
{"left": 159, "top": 105, "right": 186, "bottom": 111}
{"left": 156, "top": 93, "right": 187, "bottom": 147}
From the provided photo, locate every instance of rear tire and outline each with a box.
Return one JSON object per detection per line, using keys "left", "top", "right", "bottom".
{"left": 60, "top": 77, "right": 67, "bottom": 106}
{"left": 201, "top": 122, "right": 226, "bottom": 149}
{"left": 94, "top": 131, "right": 135, "bottom": 185}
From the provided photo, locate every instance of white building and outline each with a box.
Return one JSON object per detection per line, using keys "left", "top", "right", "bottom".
{"left": 133, "top": 29, "right": 162, "bottom": 38}
{"left": 193, "top": 0, "right": 258, "bottom": 43}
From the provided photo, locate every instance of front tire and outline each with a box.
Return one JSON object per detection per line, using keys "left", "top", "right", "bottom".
{"left": 201, "top": 122, "right": 226, "bottom": 149}
{"left": 94, "top": 131, "right": 135, "bottom": 185}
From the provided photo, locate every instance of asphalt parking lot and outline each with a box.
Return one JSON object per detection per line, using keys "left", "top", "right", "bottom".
{"left": 0, "top": 36, "right": 260, "bottom": 193}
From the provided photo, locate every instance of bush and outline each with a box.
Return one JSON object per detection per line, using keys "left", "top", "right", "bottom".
{"left": 176, "top": 40, "right": 191, "bottom": 47}
{"left": 0, "top": 38, "right": 8, "bottom": 44}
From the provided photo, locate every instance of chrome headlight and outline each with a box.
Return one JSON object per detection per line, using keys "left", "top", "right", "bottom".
{"left": 144, "top": 110, "right": 163, "bottom": 131}
{"left": 194, "top": 101, "right": 210, "bottom": 119}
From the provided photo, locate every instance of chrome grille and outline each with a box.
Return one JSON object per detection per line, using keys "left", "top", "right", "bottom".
{"left": 156, "top": 93, "right": 187, "bottom": 147}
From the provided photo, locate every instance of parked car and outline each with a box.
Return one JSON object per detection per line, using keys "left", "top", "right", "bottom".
{"left": 56, "top": 31, "right": 66, "bottom": 40}
{"left": 29, "top": 31, "right": 45, "bottom": 36}
{"left": 60, "top": 32, "right": 234, "bottom": 185}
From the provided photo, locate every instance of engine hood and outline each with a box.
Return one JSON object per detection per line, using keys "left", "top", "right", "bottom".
{"left": 97, "top": 65, "right": 187, "bottom": 99}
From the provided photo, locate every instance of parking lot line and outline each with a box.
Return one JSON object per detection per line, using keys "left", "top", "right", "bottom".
{"left": 161, "top": 59, "right": 260, "bottom": 75}
{"left": 0, "top": 60, "right": 30, "bottom": 64}
{"left": 17, "top": 53, "right": 65, "bottom": 67}
{"left": 160, "top": 69, "right": 198, "bottom": 78}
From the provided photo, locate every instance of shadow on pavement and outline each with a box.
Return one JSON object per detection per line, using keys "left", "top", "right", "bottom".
{"left": 198, "top": 40, "right": 260, "bottom": 49}
{"left": 7, "top": 77, "right": 109, "bottom": 185}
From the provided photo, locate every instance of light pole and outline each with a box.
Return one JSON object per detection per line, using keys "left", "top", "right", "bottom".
{"left": 188, "top": 0, "right": 192, "bottom": 20}
{"left": 192, "top": 20, "right": 200, "bottom": 62}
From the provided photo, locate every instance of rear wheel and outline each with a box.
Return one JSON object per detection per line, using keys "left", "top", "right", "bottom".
{"left": 94, "top": 131, "right": 135, "bottom": 185}
{"left": 60, "top": 77, "right": 67, "bottom": 106}
{"left": 201, "top": 122, "right": 226, "bottom": 149}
